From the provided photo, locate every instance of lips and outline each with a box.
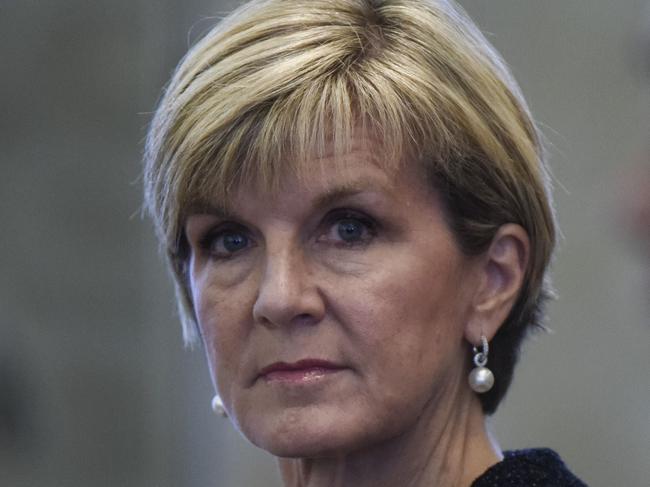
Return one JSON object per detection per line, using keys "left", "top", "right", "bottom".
{"left": 258, "top": 359, "right": 345, "bottom": 383}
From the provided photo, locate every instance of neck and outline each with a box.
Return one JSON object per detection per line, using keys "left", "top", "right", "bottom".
{"left": 277, "top": 381, "right": 502, "bottom": 487}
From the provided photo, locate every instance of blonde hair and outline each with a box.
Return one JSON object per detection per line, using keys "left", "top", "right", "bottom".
{"left": 144, "top": 0, "right": 556, "bottom": 413}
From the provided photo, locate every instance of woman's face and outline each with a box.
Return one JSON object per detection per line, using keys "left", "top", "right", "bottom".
{"left": 185, "top": 146, "right": 483, "bottom": 457}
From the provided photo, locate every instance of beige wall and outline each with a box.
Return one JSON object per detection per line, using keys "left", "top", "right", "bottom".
{"left": 1, "top": 1, "right": 647, "bottom": 486}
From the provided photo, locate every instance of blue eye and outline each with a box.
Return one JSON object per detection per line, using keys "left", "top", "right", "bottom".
{"left": 203, "top": 228, "right": 251, "bottom": 258}
{"left": 321, "top": 211, "right": 376, "bottom": 246}
{"left": 337, "top": 218, "right": 365, "bottom": 242}
{"left": 221, "top": 233, "right": 249, "bottom": 252}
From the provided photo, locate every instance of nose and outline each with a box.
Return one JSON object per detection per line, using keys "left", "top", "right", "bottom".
{"left": 252, "top": 244, "right": 325, "bottom": 328}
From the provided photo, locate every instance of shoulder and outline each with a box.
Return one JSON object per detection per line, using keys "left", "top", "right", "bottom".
{"left": 471, "top": 448, "right": 589, "bottom": 487}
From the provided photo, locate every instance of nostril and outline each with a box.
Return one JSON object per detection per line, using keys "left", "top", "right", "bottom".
{"left": 295, "top": 313, "right": 318, "bottom": 325}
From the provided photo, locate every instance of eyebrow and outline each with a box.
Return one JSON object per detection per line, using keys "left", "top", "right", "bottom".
{"left": 310, "top": 180, "right": 383, "bottom": 211}
{"left": 185, "top": 178, "right": 390, "bottom": 221}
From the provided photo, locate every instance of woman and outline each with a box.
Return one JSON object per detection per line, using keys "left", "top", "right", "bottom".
{"left": 143, "top": 0, "right": 588, "bottom": 485}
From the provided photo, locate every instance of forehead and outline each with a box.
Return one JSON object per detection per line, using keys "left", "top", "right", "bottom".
{"left": 201, "top": 144, "right": 431, "bottom": 217}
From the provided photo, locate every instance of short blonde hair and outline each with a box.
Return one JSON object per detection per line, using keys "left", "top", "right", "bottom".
{"left": 144, "top": 0, "right": 556, "bottom": 413}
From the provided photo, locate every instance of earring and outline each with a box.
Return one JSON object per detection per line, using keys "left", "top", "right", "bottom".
{"left": 211, "top": 395, "right": 227, "bottom": 417}
{"left": 468, "top": 335, "right": 495, "bottom": 394}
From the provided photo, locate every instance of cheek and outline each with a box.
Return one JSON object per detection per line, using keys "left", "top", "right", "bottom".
{"left": 190, "top": 267, "right": 254, "bottom": 387}
{"left": 330, "top": 246, "right": 469, "bottom": 391}
{"left": 341, "top": 249, "right": 466, "bottom": 341}
{"left": 191, "top": 258, "right": 252, "bottom": 335}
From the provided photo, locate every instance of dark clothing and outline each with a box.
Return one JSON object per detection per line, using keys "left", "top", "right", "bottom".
{"left": 471, "top": 448, "right": 588, "bottom": 486}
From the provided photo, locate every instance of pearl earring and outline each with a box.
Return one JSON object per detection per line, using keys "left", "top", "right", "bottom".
{"left": 468, "top": 335, "right": 495, "bottom": 393}
{"left": 211, "top": 395, "right": 227, "bottom": 417}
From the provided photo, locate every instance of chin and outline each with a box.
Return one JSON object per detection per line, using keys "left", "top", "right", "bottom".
{"left": 238, "top": 403, "right": 381, "bottom": 458}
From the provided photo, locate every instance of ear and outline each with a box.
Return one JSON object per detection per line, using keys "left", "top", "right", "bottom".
{"left": 464, "top": 224, "right": 530, "bottom": 346}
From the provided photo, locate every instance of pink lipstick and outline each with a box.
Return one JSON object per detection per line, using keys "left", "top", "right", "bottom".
{"left": 259, "top": 359, "right": 345, "bottom": 383}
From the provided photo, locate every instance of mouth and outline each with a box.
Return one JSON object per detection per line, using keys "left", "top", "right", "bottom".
{"left": 258, "top": 359, "right": 346, "bottom": 384}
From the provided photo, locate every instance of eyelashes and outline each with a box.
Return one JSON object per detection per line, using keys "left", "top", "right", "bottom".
{"left": 197, "top": 209, "right": 379, "bottom": 260}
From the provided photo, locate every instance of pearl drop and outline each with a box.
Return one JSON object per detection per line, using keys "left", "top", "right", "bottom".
{"left": 211, "top": 395, "right": 227, "bottom": 417}
{"left": 469, "top": 366, "right": 494, "bottom": 393}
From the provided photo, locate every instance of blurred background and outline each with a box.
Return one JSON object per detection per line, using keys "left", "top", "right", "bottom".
{"left": 1, "top": 0, "right": 648, "bottom": 486}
